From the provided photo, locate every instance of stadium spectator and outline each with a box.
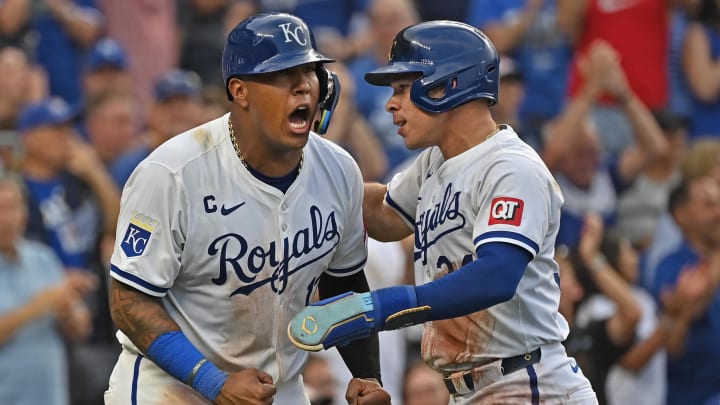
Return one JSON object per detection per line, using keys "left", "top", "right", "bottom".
{"left": 111, "top": 69, "right": 205, "bottom": 188}
{"left": 543, "top": 40, "right": 668, "bottom": 249}
{"left": 98, "top": 0, "right": 178, "bottom": 109}
{"left": 0, "top": 46, "right": 46, "bottom": 130}
{"left": 0, "top": 0, "right": 104, "bottom": 106}
{"left": 0, "top": 173, "right": 97, "bottom": 405}
{"left": 558, "top": 0, "right": 672, "bottom": 157}
{"left": 682, "top": 0, "right": 720, "bottom": 139}
{"left": 650, "top": 175, "right": 720, "bottom": 405}
{"left": 402, "top": 360, "right": 450, "bottom": 405}
{"left": 615, "top": 110, "right": 687, "bottom": 251}
{"left": 467, "top": 0, "right": 573, "bottom": 149}
{"left": 559, "top": 215, "right": 641, "bottom": 405}
{"left": 82, "top": 38, "right": 133, "bottom": 102}
{"left": 347, "top": 0, "right": 421, "bottom": 177}
{"left": 84, "top": 91, "right": 143, "bottom": 167}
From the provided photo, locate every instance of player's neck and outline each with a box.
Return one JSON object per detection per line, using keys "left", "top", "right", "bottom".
{"left": 438, "top": 104, "right": 498, "bottom": 159}
{"left": 228, "top": 115, "right": 304, "bottom": 177}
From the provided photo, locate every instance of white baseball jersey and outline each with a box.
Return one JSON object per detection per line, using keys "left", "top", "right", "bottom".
{"left": 108, "top": 113, "right": 367, "bottom": 397}
{"left": 385, "top": 125, "right": 569, "bottom": 371}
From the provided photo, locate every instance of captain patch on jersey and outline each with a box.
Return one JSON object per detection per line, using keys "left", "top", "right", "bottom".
{"left": 121, "top": 211, "right": 158, "bottom": 257}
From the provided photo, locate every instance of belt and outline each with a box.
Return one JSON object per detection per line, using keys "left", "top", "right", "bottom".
{"left": 442, "top": 348, "right": 542, "bottom": 396}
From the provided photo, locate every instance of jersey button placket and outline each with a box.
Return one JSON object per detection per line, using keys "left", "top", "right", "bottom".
{"left": 275, "top": 201, "right": 289, "bottom": 380}
{"left": 280, "top": 201, "right": 289, "bottom": 231}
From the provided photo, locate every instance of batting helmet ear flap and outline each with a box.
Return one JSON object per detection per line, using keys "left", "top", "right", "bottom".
{"left": 314, "top": 66, "right": 341, "bottom": 135}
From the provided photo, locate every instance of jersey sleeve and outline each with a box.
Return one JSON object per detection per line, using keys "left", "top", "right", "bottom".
{"left": 325, "top": 159, "right": 368, "bottom": 277}
{"left": 109, "top": 161, "right": 186, "bottom": 297}
{"left": 385, "top": 148, "right": 437, "bottom": 229}
{"left": 472, "top": 156, "right": 558, "bottom": 258}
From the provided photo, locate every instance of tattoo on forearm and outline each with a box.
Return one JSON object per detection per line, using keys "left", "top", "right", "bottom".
{"left": 109, "top": 280, "right": 180, "bottom": 351}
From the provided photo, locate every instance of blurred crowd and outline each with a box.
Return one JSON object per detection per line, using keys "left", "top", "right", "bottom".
{"left": 0, "top": 0, "right": 719, "bottom": 404}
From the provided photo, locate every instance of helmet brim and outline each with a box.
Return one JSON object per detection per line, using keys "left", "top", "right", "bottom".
{"left": 364, "top": 62, "right": 426, "bottom": 86}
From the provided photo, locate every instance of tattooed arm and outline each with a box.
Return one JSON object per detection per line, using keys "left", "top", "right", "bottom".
{"left": 109, "top": 278, "right": 180, "bottom": 352}
{"left": 108, "top": 279, "right": 277, "bottom": 404}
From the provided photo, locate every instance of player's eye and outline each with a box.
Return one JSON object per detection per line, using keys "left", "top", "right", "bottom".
{"left": 302, "top": 64, "right": 315, "bottom": 74}
{"left": 392, "top": 83, "right": 410, "bottom": 96}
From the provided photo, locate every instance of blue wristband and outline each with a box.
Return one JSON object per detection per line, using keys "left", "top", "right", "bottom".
{"left": 371, "top": 285, "right": 418, "bottom": 327}
{"left": 146, "top": 331, "right": 228, "bottom": 401}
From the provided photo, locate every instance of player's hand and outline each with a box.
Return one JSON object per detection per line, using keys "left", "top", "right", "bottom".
{"left": 345, "top": 378, "right": 392, "bottom": 405}
{"left": 213, "top": 368, "right": 276, "bottom": 405}
{"left": 287, "top": 292, "right": 377, "bottom": 351}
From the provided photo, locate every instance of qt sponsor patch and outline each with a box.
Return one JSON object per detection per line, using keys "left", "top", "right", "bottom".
{"left": 488, "top": 197, "right": 524, "bottom": 226}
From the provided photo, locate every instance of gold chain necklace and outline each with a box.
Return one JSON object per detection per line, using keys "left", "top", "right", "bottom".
{"left": 227, "top": 116, "right": 304, "bottom": 175}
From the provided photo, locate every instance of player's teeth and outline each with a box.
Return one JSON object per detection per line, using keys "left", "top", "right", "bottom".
{"left": 290, "top": 120, "right": 307, "bottom": 129}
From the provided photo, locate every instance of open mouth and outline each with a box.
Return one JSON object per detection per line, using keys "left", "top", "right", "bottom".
{"left": 289, "top": 105, "right": 310, "bottom": 130}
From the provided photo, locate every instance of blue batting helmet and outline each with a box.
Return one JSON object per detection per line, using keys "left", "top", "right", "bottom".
{"left": 222, "top": 12, "right": 334, "bottom": 101}
{"left": 365, "top": 20, "right": 499, "bottom": 112}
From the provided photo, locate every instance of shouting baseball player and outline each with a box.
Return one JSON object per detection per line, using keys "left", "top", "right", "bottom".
{"left": 289, "top": 20, "right": 599, "bottom": 404}
{"left": 105, "top": 12, "right": 390, "bottom": 405}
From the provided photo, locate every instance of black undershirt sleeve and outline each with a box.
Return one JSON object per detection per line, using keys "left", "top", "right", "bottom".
{"left": 317, "top": 271, "right": 382, "bottom": 385}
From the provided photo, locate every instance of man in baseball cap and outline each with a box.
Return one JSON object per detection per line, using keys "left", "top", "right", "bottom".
{"left": 83, "top": 38, "right": 132, "bottom": 101}
{"left": 153, "top": 69, "right": 201, "bottom": 103}
{"left": 87, "top": 38, "right": 129, "bottom": 72}
{"left": 18, "top": 97, "right": 80, "bottom": 134}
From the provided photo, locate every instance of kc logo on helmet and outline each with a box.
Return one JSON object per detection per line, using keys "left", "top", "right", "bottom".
{"left": 278, "top": 22, "right": 307, "bottom": 46}
{"left": 488, "top": 197, "right": 524, "bottom": 226}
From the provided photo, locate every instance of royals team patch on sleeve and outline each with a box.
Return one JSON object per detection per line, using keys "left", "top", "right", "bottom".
{"left": 121, "top": 211, "right": 159, "bottom": 257}
{"left": 488, "top": 197, "right": 524, "bottom": 226}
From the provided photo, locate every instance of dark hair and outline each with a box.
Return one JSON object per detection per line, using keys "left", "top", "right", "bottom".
{"left": 652, "top": 109, "right": 688, "bottom": 134}
{"left": 696, "top": 0, "right": 720, "bottom": 24}
{"left": 668, "top": 176, "right": 693, "bottom": 215}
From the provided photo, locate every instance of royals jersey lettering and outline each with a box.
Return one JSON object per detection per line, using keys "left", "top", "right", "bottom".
{"left": 385, "top": 125, "right": 568, "bottom": 371}
{"left": 109, "top": 113, "right": 367, "bottom": 386}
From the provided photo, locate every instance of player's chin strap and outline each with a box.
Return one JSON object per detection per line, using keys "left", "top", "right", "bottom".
{"left": 314, "top": 66, "right": 341, "bottom": 135}
{"left": 288, "top": 286, "right": 430, "bottom": 352}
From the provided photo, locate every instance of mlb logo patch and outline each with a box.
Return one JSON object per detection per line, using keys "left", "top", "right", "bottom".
{"left": 488, "top": 197, "right": 524, "bottom": 226}
{"left": 121, "top": 211, "right": 159, "bottom": 257}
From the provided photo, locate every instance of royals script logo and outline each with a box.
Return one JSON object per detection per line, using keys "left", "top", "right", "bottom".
{"left": 414, "top": 183, "right": 466, "bottom": 265}
{"left": 278, "top": 22, "right": 307, "bottom": 46}
{"left": 208, "top": 205, "right": 339, "bottom": 296}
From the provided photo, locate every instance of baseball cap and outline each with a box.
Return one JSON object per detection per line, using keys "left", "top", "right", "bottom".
{"left": 154, "top": 69, "right": 202, "bottom": 102}
{"left": 87, "top": 38, "right": 128, "bottom": 71}
{"left": 18, "top": 97, "right": 80, "bottom": 133}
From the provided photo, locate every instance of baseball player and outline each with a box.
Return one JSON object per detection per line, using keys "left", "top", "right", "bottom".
{"left": 105, "top": 12, "right": 390, "bottom": 405}
{"left": 289, "top": 21, "right": 599, "bottom": 404}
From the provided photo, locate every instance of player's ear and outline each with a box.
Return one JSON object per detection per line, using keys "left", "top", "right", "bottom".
{"left": 227, "top": 77, "right": 250, "bottom": 108}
